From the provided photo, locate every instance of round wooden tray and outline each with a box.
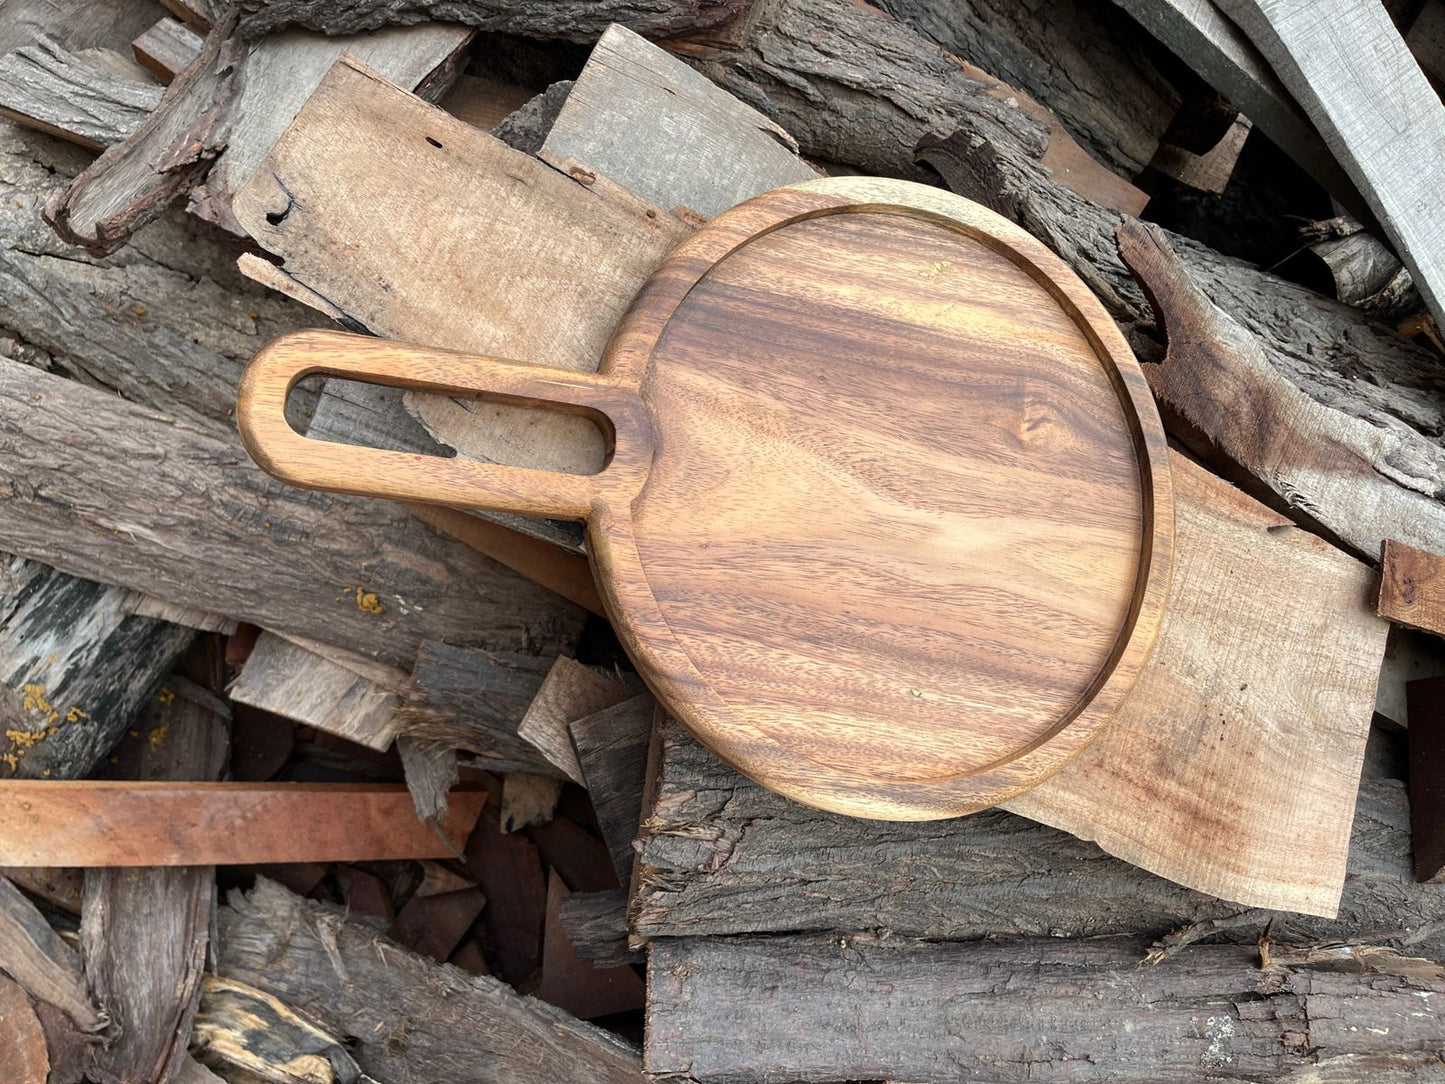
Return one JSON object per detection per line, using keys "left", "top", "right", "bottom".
{"left": 238, "top": 177, "right": 1174, "bottom": 820}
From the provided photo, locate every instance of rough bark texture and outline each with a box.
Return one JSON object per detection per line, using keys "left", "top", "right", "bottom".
{"left": 875, "top": 0, "right": 1178, "bottom": 175}
{"left": 234, "top": 0, "right": 755, "bottom": 42}
{"left": 0, "top": 354, "right": 583, "bottom": 669}
{"left": 217, "top": 878, "right": 649, "bottom": 1083}
{"left": 559, "top": 889, "right": 643, "bottom": 968}
{"left": 569, "top": 694, "right": 655, "bottom": 885}
{"left": 0, "top": 36, "right": 160, "bottom": 151}
{"left": 688, "top": 0, "right": 1445, "bottom": 549}
{"left": 0, "top": 555, "right": 194, "bottom": 779}
{"left": 647, "top": 933, "right": 1445, "bottom": 1082}
{"left": 632, "top": 720, "right": 1445, "bottom": 958}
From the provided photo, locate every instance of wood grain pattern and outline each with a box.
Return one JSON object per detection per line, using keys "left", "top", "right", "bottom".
{"left": 1378, "top": 539, "right": 1445, "bottom": 637}
{"left": 0, "top": 35, "right": 160, "bottom": 151}
{"left": 239, "top": 177, "right": 1173, "bottom": 819}
{"left": 1214, "top": 0, "right": 1445, "bottom": 328}
{"left": 0, "top": 783, "right": 484, "bottom": 866}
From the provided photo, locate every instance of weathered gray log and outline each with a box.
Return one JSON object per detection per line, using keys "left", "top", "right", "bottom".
{"left": 82, "top": 661, "right": 227, "bottom": 1084}
{"left": 0, "top": 354, "right": 584, "bottom": 669}
{"left": 632, "top": 719, "right": 1445, "bottom": 958}
{"left": 569, "top": 693, "right": 655, "bottom": 885}
{"left": 559, "top": 889, "right": 643, "bottom": 968}
{"left": 876, "top": 0, "right": 1178, "bottom": 175}
{"left": 0, "top": 555, "right": 194, "bottom": 780}
{"left": 0, "top": 0, "right": 162, "bottom": 60}
{"left": 217, "top": 878, "right": 650, "bottom": 1083}
{"left": 647, "top": 933, "right": 1445, "bottom": 1082}
{"left": 0, "top": 36, "right": 161, "bottom": 151}
{"left": 233, "top": 0, "right": 755, "bottom": 42}
{"left": 397, "top": 736, "right": 459, "bottom": 823}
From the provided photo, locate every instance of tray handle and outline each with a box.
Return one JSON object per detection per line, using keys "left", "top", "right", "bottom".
{"left": 236, "top": 330, "right": 649, "bottom": 522}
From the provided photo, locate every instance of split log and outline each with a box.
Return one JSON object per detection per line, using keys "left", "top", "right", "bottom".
{"left": 569, "top": 694, "right": 656, "bottom": 885}
{"left": 877, "top": 0, "right": 1179, "bottom": 175}
{"left": 217, "top": 877, "right": 649, "bottom": 1083}
{"left": 0, "top": 782, "right": 484, "bottom": 866}
{"left": 132, "top": 18, "right": 204, "bottom": 84}
{"left": 0, "top": 555, "right": 195, "bottom": 780}
{"left": 233, "top": 0, "right": 755, "bottom": 43}
{"left": 1214, "top": 0, "right": 1445, "bottom": 329}
{"left": 631, "top": 717, "right": 1445, "bottom": 956}
{"left": 81, "top": 653, "right": 227, "bottom": 1084}
{"left": 466, "top": 807, "right": 548, "bottom": 984}
{"left": 0, "top": 874, "right": 103, "bottom": 1033}
{"left": 1379, "top": 540, "right": 1445, "bottom": 638}
{"left": 646, "top": 933, "right": 1445, "bottom": 1082}
{"left": 0, "top": 353, "right": 584, "bottom": 668}
{"left": 0, "top": 37, "right": 161, "bottom": 151}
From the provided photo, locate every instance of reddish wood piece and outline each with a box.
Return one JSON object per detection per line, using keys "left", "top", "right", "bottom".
{"left": 1379, "top": 538, "right": 1445, "bottom": 638}
{"left": 540, "top": 872, "right": 644, "bottom": 1020}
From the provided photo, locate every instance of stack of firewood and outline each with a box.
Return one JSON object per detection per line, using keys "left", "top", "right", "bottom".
{"left": 0, "top": 0, "right": 1443, "bottom": 1081}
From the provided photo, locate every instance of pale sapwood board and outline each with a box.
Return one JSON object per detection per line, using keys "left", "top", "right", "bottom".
{"left": 645, "top": 933, "right": 1445, "bottom": 1083}
{"left": 0, "top": 353, "right": 584, "bottom": 670}
{"left": 228, "top": 630, "right": 402, "bottom": 750}
{"left": 1003, "top": 452, "right": 1387, "bottom": 916}
{"left": 631, "top": 717, "right": 1439, "bottom": 950}
{"left": 217, "top": 877, "right": 650, "bottom": 1083}
{"left": 538, "top": 24, "right": 818, "bottom": 217}
{"left": 0, "top": 782, "right": 483, "bottom": 866}
{"left": 1117, "top": 218, "right": 1445, "bottom": 562}
{"left": 1213, "top": 0, "right": 1445, "bottom": 329}
{"left": 0, "top": 36, "right": 161, "bottom": 151}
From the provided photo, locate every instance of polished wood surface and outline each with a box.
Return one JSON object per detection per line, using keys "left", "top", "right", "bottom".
{"left": 238, "top": 177, "right": 1173, "bottom": 819}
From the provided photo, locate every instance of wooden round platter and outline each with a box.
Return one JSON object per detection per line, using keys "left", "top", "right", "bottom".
{"left": 238, "top": 177, "right": 1174, "bottom": 820}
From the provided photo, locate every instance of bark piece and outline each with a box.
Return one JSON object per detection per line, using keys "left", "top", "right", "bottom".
{"left": 517, "top": 657, "right": 633, "bottom": 785}
{"left": 559, "top": 889, "right": 642, "bottom": 968}
{"left": 0, "top": 782, "right": 484, "bottom": 865}
{"left": 44, "top": 10, "right": 245, "bottom": 253}
{"left": 0, "top": 36, "right": 161, "bottom": 151}
{"left": 464, "top": 808, "right": 547, "bottom": 986}
{"left": 1408, "top": 676, "right": 1445, "bottom": 884}
{"left": 569, "top": 694, "right": 655, "bottom": 885}
{"left": 1379, "top": 539, "right": 1445, "bottom": 637}
{"left": 0, "top": 975, "right": 47, "bottom": 1084}
{"left": 540, "top": 871, "right": 643, "bottom": 1020}
{"left": 0, "top": 0, "right": 162, "bottom": 59}
{"left": 878, "top": 0, "right": 1178, "bottom": 175}
{"left": 1214, "top": 0, "right": 1445, "bottom": 329}
{"left": 631, "top": 717, "right": 1441, "bottom": 953}
{"left": 1003, "top": 451, "right": 1388, "bottom": 917}
{"left": 233, "top": 0, "right": 754, "bottom": 42}
{"left": 230, "top": 632, "right": 402, "bottom": 750}
{"left": 397, "top": 736, "right": 459, "bottom": 823}
{"left": 1148, "top": 114, "right": 1252, "bottom": 194}
{"left": 217, "top": 878, "right": 648, "bottom": 1083}
{"left": 539, "top": 24, "right": 818, "bottom": 217}
{"left": 0, "top": 874, "right": 102, "bottom": 1032}
{"left": 1116, "top": 217, "right": 1445, "bottom": 562}
{"left": 0, "top": 354, "right": 583, "bottom": 669}
{"left": 0, "top": 555, "right": 195, "bottom": 780}
{"left": 132, "top": 18, "right": 204, "bottom": 84}
{"left": 645, "top": 933, "right": 1445, "bottom": 1082}
{"left": 82, "top": 665, "right": 227, "bottom": 1084}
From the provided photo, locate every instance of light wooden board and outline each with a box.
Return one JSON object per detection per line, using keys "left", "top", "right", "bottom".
{"left": 1214, "top": 0, "right": 1445, "bottom": 328}
{"left": 0, "top": 782, "right": 484, "bottom": 865}
{"left": 539, "top": 24, "right": 818, "bottom": 216}
{"left": 1378, "top": 538, "right": 1445, "bottom": 636}
{"left": 131, "top": 17, "right": 202, "bottom": 83}
{"left": 1005, "top": 452, "right": 1387, "bottom": 916}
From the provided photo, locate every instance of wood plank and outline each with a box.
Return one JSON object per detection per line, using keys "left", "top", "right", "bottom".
{"left": 0, "top": 353, "right": 584, "bottom": 670}
{"left": 516, "top": 657, "right": 634, "bottom": 785}
{"left": 131, "top": 18, "right": 202, "bottom": 84}
{"left": 0, "top": 975, "right": 47, "bottom": 1084}
{"left": 229, "top": 631, "right": 402, "bottom": 750}
{"left": 0, "top": 36, "right": 161, "bottom": 151}
{"left": 217, "top": 878, "right": 649, "bottom": 1083}
{"left": 539, "top": 24, "right": 818, "bottom": 217}
{"left": 631, "top": 717, "right": 1436, "bottom": 951}
{"left": 0, "top": 782, "right": 484, "bottom": 866}
{"left": 569, "top": 694, "right": 655, "bottom": 885}
{"left": 646, "top": 933, "right": 1445, "bottom": 1082}
{"left": 464, "top": 807, "right": 547, "bottom": 985}
{"left": 1378, "top": 539, "right": 1445, "bottom": 637}
{"left": 1004, "top": 452, "right": 1387, "bottom": 916}
{"left": 0, "top": 0, "right": 161, "bottom": 59}
{"left": 1214, "top": 0, "right": 1445, "bottom": 328}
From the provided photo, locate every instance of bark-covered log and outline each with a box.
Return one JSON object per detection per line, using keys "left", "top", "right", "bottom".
{"left": 233, "top": 0, "right": 755, "bottom": 43}
{"left": 632, "top": 720, "right": 1445, "bottom": 957}
{"left": 646, "top": 933, "right": 1445, "bottom": 1082}
{"left": 217, "top": 878, "right": 649, "bottom": 1083}
{"left": 0, "top": 36, "right": 161, "bottom": 151}
{"left": 0, "top": 556, "right": 194, "bottom": 780}
{"left": 0, "top": 354, "right": 583, "bottom": 669}
{"left": 875, "top": 0, "right": 1178, "bottom": 175}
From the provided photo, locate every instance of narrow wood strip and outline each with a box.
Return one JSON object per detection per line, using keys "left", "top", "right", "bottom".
{"left": 1378, "top": 539, "right": 1445, "bottom": 638}
{"left": 0, "top": 782, "right": 483, "bottom": 866}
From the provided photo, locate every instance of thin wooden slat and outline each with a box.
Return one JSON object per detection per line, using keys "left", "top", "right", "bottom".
{"left": 1407, "top": 675, "right": 1445, "bottom": 883}
{"left": 0, "top": 782, "right": 484, "bottom": 866}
